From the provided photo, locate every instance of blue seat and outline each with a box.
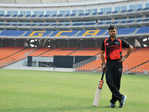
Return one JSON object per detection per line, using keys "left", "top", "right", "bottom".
{"left": 78, "top": 10, "right": 84, "bottom": 16}
{"left": 44, "top": 14, "right": 50, "bottom": 17}
{"left": 78, "top": 13, "right": 84, "bottom": 16}
{"left": 50, "top": 11, "right": 57, "bottom": 17}
{"left": 17, "top": 14, "right": 24, "bottom": 17}
{"left": 136, "top": 26, "right": 149, "bottom": 34}
{"left": 57, "top": 11, "right": 64, "bottom": 17}
{"left": 113, "top": 20, "right": 119, "bottom": 24}
{"left": 92, "top": 12, "right": 97, "bottom": 15}
{"left": 106, "top": 11, "right": 112, "bottom": 14}
{"left": 112, "top": 11, "right": 119, "bottom": 14}
{"left": 5, "top": 14, "right": 11, "bottom": 17}
{"left": 143, "top": 7, "right": 149, "bottom": 10}
{"left": 19, "top": 11, "right": 31, "bottom": 17}
{"left": 144, "top": 3, "right": 149, "bottom": 11}
{"left": 31, "top": 14, "right": 36, "bottom": 17}
{"left": 118, "top": 27, "right": 136, "bottom": 35}
{"left": 32, "top": 11, "right": 44, "bottom": 17}
{"left": 70, "top": 13, "right": 76, "bottom": 16}
{"left": 136, "top": 18, "right": 143, "bottom": 22}
{"left": 0, "top": 10, "right": 5, "bottom": 16}
{"left": 84, "top": 10, "right": 90, "bottom": 16}
{"left": 72, "top": 22, "right": 84, "bottom": 26}
{"left": 127, "top": 19, "right": 135, "bottom": 23}
{"left": 50, "top": 22, "right": 57, "bottom": 26}
{"left": 6, "top": 11, "right": 18, "bottom": 17}
{"left": 143, "top": 18, "right": 149, "bottom": 22}
{"left": 98, "top": 12, "right": 103, "bottom": 15}
{"left": 97, "top": 21, "right": 104, "bottom": 25}
{"left": 44, "top": 11, "right": 51, "bottom": 17}
{"left": 60, "top": 22, "right": 71, "bottom": 26}
{"left": 137, "top": 8, "right": 143, "bottom": 11}
{"left": 83, "top": 21, "right": 96, "bottom": 25}
{"left": 0, "top": 30, "right": 26, "bottom": 36}
{"left": 121, "top": 10, "right": 127, "bottom": 13}
{"left": 127, "top": 9, "right": 133, "bottom": 12}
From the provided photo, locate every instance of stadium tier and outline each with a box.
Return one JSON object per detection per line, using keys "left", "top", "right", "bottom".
{"left": 123, "top": 48, "right": 149, "bottom": 73}
{"left": 0, "top": 2, "right": 149, "bottom": 17}
{"left": 0, "top": 26, "right": 149, "bottom": 38}
{"left": 0, "top": 17, "right": 149, "bottom": 27}
{"left": 0, "top": 47, "right": 148, "bottom": 73}
{"left": 0, "top": 47, "right": 34, "bottom": 67}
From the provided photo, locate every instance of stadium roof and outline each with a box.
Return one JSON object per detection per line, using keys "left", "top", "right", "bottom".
{"left": 0, "top": 0, "right": 128, "bottom": 5}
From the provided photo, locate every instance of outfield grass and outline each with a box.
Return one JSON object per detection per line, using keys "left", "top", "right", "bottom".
{"left": 0, "top": 69, "right": 149, "bottom": 112}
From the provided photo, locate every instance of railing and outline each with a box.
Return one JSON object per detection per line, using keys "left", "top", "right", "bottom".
{"left": 73, "top": 56, "right": 96, "bottom": 71}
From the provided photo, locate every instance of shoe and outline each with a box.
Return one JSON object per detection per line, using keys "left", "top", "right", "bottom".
{"left": 119, "top": 95, "right": 127, "bottom": 108}
{"left": 110, "top": 102, "right": 115, "bottom": 108}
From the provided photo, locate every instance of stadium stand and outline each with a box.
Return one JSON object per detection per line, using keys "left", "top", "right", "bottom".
{"left": 39, "top": 49, "right": 74, "bottom": 56}
{"left": 0, "top": 47, "right": 24, "bottom": 59}
{"left": 136, "top": 26, "right": 149, "bottom": 34}
{"left": 0, "top": 27, "right": 148, "bottom": 38}
{"left": 123, "top": 48, "right": 149, "bottom": 73}
{"left": 75, "top": 58, "right": 101, "bottom": 72}
{"left": 0, "top": 48, "right": 34, "bottom": 67}
{"left": 132, "top": 62, "right": 149, "bottom": 73}
{"left": 71, "top": 49, "right": 101, "bottom": 56}
{"left": 29, "top": 48, "right": 50, "bottom": 56}
{"left": 0, "top": 0, "right": 149, "bottom": 73}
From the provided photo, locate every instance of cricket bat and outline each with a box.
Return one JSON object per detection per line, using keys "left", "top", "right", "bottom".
{"left": 93, "top": 70, "right": 105, "bottom": 107}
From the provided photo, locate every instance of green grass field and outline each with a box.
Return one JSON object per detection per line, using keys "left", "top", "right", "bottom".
{"left": 0, "top": 69, "right": 149, "bottom": 112}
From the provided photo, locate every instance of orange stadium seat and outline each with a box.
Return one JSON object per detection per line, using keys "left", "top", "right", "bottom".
{"left": 40, "top": 49, "right": 75, "bottom": 56}
{"left": 75, "top": 48, "right": 149, "bottom": 73}
{"left": 29, "top": 48, "right": 50, "bottom": 56}
{"left": 71, "top": 49, "right": 101, "bottom": 56}
{"left": 123, "top": 48, "right": 149, "bottom": 72}
{"left": 0, "top": 48, "right": 34, "bottom": 67}
{"left": 76, "top": 58, "right": 102, "bottom": 72}
{"left": 132, "top": 62, "right": 149, "bottom": 73}
{"left": 0, "top": 47, "right": 24, "bottom": 59}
